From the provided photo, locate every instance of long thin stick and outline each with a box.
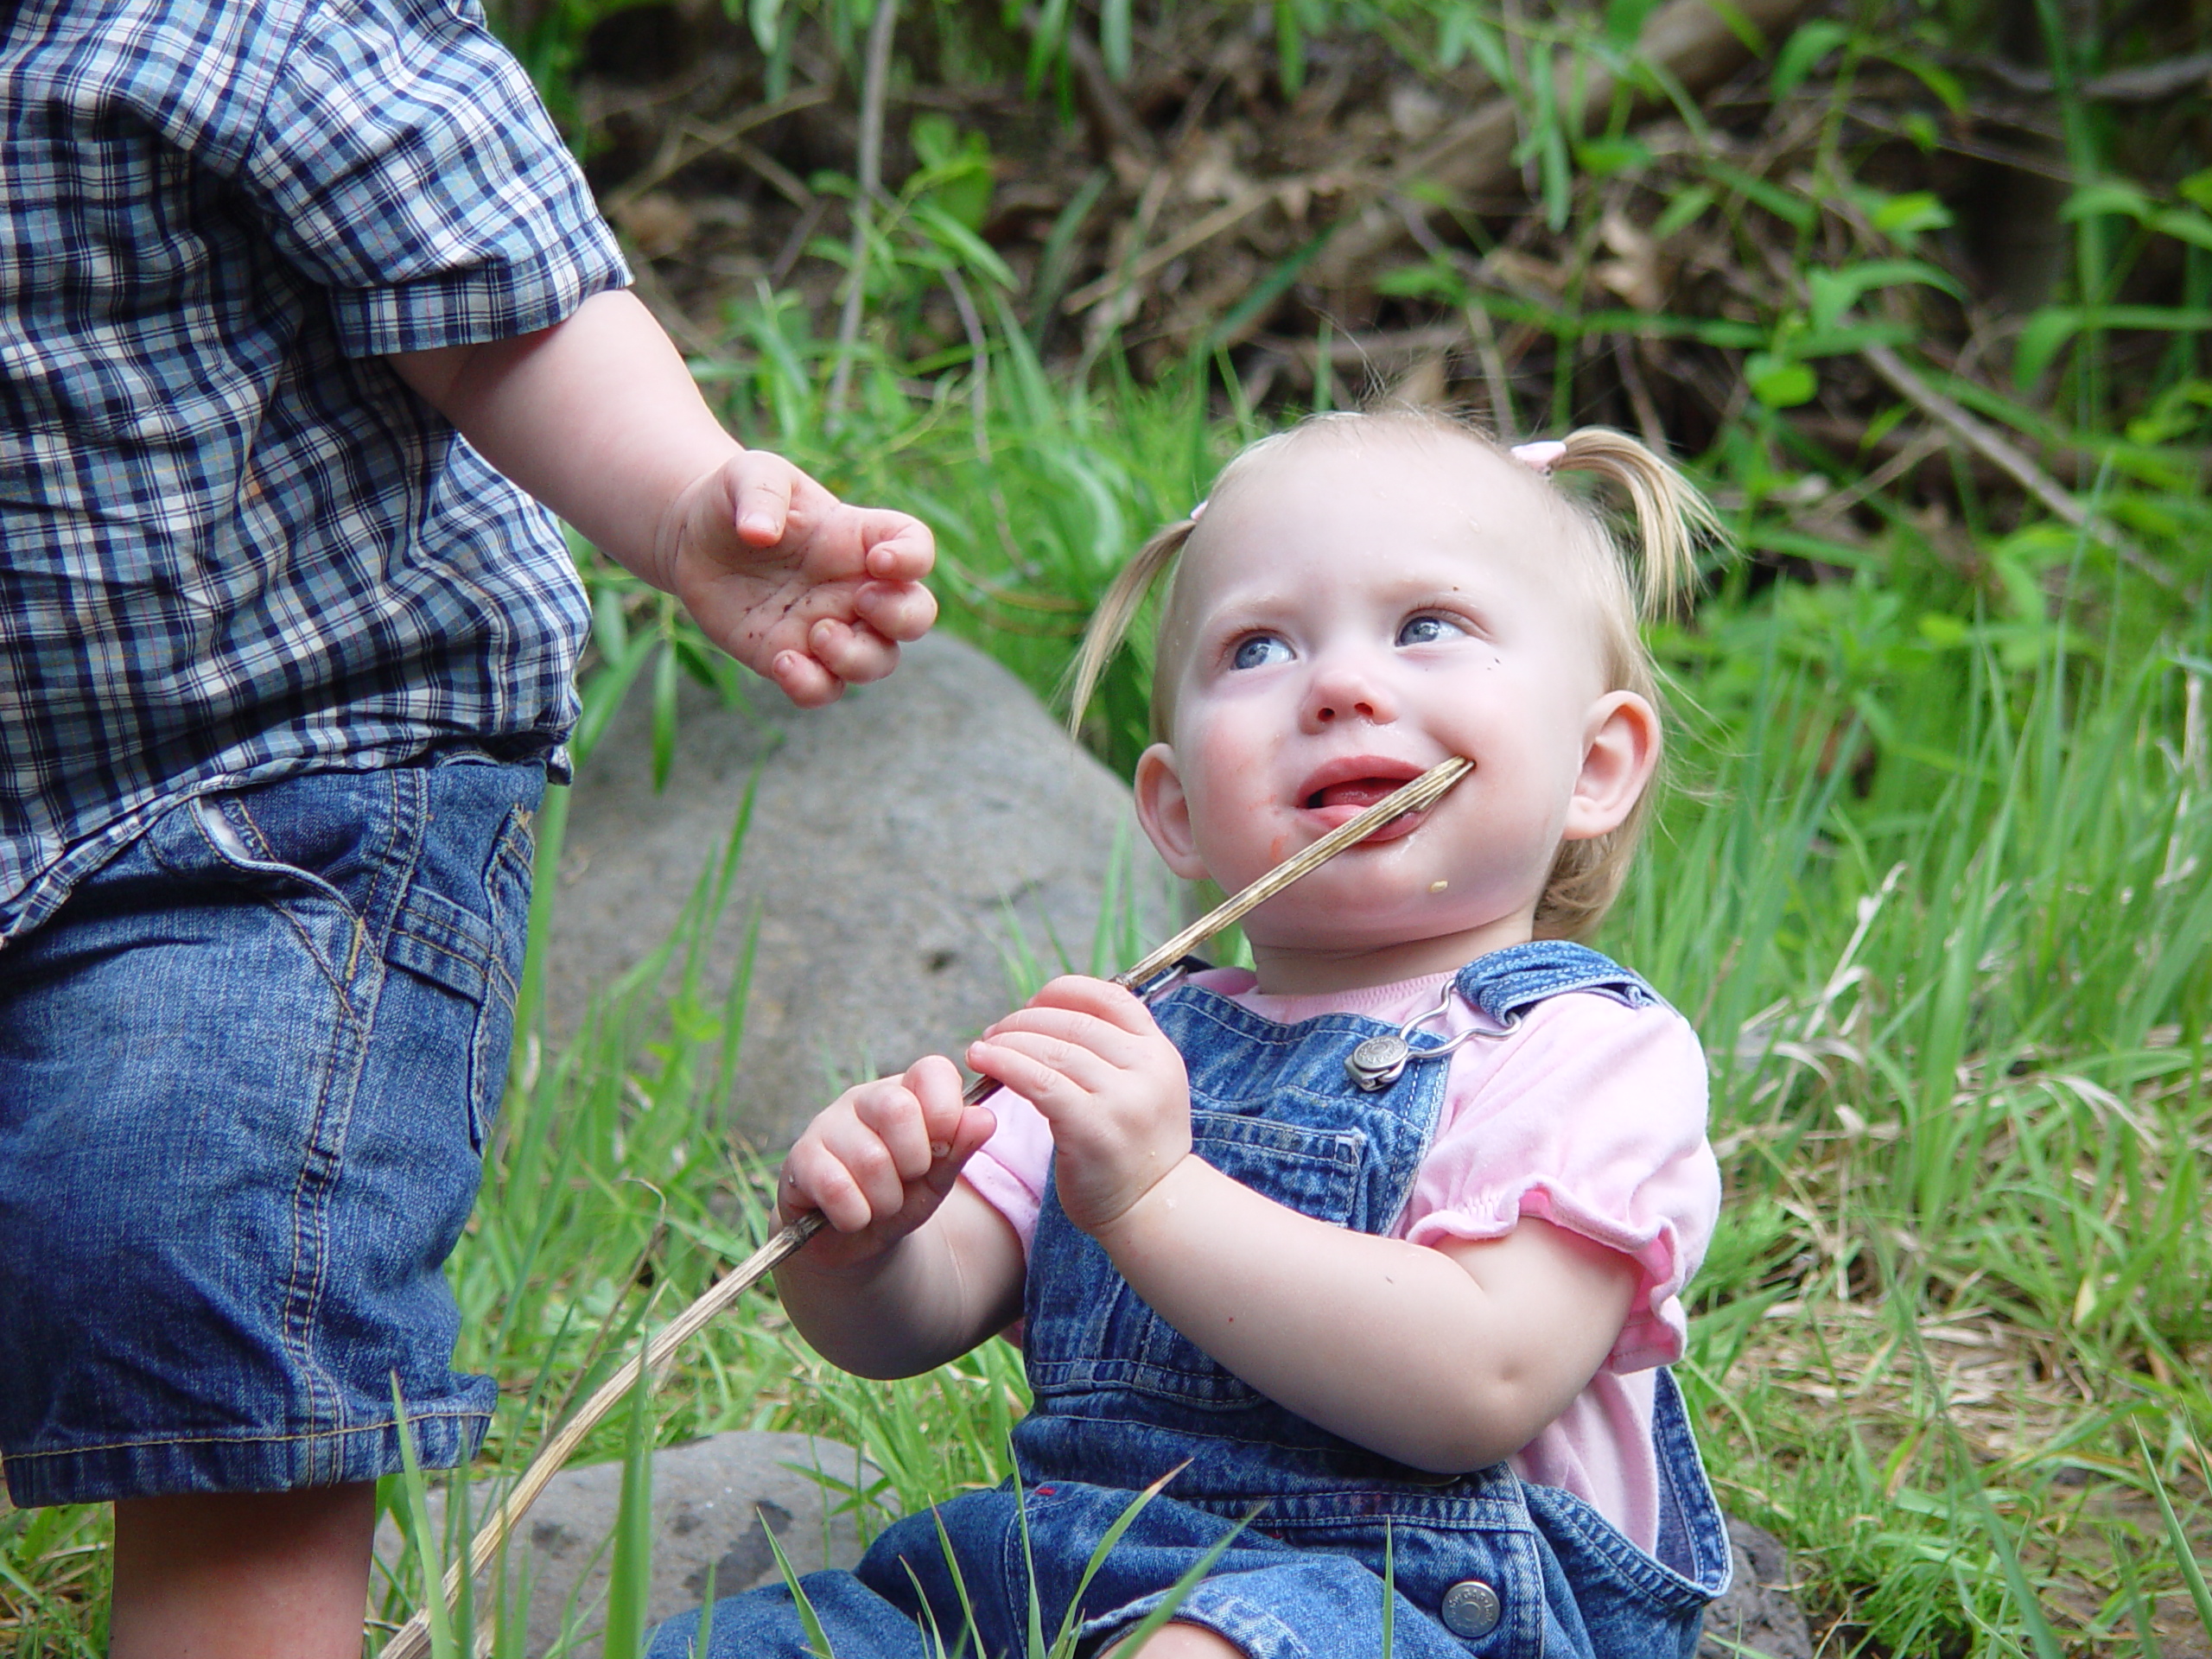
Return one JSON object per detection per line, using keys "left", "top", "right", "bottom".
{"left": 381, "top": 757, "right": 1469, "bottom": 1658}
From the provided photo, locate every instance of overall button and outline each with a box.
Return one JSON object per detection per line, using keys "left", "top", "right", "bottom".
{"left": 1440, "top": 1579, "right": 1501, "bottom": 1639}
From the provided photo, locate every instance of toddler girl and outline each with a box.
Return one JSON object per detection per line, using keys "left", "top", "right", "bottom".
{"left": 654, "top": 410, "right": 1732, "bottom": 1659}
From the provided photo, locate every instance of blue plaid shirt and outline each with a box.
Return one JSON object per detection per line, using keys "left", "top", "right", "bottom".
{"left": 0, "top": 0, "right": 630, "bottom": 945}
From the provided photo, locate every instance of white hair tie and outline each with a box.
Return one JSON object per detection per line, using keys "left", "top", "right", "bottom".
{"left": 1189, "top": 499, "right": 1208, "bottom": 521}
{"left": 1510, "top": 440, "right": 1567, "bottom": 474}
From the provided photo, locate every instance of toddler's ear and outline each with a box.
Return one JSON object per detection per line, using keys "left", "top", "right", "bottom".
{"left": 1563, "top": 692, "right": 1661, "bottom": 842}
{"left": 1133, "top": 744, "right": 1211, "bottom": 881}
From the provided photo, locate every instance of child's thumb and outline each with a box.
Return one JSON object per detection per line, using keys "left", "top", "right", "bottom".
{"left": 922, "top": 1105, "right": 996, "bottom": 1197}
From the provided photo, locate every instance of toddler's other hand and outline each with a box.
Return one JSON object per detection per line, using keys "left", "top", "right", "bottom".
{"left": 967, "top": 976, "right": 1192, "bottom": 1236}
{"left": 777, "top": 1056, "right": 995, "bottom": 1272}
{"left": 664, "top": 449, "right": 937, "bottom": 708}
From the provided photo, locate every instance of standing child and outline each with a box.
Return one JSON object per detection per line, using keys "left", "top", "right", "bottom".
{"left": 0, "top": 3, "right": 934, "bottom": 1656}
{"left": 654, "top": 410, "right": 1732, "bottom": 1659}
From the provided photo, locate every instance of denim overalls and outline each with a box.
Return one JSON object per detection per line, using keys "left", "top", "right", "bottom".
{"left": 651, "top": 943, "right": 1731, "bottom": 1659}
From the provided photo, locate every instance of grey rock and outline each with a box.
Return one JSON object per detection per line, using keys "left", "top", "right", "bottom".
{"left": 373, "top": 1430, "right": 881, "bottom": 1659}
{"left": 546, "top": 632, "right": 1176, "bottom": 1152}
{"left": 1700, "top": 1516, "right": 1814, "bottom": 1659}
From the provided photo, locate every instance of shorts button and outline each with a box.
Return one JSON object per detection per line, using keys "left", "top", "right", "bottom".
{"left": 1440, "top": 1579, "right": 1501, "bottom": 1639}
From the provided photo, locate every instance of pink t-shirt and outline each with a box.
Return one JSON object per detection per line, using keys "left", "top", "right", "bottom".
{"left": 960, "top": 965, "right": 1720, "bottom": 1552}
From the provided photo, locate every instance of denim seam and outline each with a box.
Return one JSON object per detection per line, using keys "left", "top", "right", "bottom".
{"left": 1530, "top": 1491, "right": 1711, "bottom": 1606}
{"left": 2, "top": 1406, "right": 493, "bottom": 1459}
{"left": 482, "top": 805, "right": 533, "bottom": 1013}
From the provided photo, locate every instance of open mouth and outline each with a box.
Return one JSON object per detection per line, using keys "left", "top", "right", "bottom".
{"left": 1295, "top": 759, "right": 1438, "bottom": 840}
{"left": 1302, "top": 777, "right": 1417, "bottom": 812}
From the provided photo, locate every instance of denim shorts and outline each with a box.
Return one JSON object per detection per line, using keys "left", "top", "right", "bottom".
{"left": 0, "top": 756, "right": 543, "bottom": 1506}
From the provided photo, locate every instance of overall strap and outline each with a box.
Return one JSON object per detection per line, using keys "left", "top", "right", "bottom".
{"left": 1451, "top": 940, "right": 1662, "bottom": 1027}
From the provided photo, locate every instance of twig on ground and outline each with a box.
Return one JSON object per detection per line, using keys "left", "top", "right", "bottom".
{"left": 728, "top": 138, "right": 815, "bottom": 213}
{"left": 768, "top": 198, "right": 828, "bottom": 287}
{"left": 1973, "top": 50, "right": 2212, "bottom": 102}
{"left": 1857, "top": 342, "right": 2180, "bottom": 591}
{"left": 1063, "top": 185, "right": 1304, "bottom": 314}
{"left": 601, "top": 86, "right": 833, "bottom": 217}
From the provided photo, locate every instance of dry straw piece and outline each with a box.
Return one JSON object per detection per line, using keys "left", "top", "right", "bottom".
{"left": 381, "top": 755, "right": 1471, "bottom": 1658}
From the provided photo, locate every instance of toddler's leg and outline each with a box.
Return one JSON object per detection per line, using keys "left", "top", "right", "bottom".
{"left": 109, "top": 1484, "right": 377, "bottom": 1659}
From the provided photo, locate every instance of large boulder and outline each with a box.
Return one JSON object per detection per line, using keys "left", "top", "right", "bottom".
{"left": 545, "top": 632, "right": 1176, "bottom": 1152}
{"left": 372, "top": 1431, "right": 881, "bottom": 1659}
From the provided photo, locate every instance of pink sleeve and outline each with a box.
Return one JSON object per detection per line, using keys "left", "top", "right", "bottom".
{"left": 1400, "top": 996, "right": 1719, "bottom": 1373}
{"left": 958, "top": 1087, "right": 1054, "bottom": 1258}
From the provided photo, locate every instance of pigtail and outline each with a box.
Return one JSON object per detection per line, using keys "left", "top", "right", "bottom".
{"left": 1064, "top": 514, "right": 1196, "bottom": 737}
{"left": 1513, "top": 426, "right": 1729, "bottom": 942}
{"left": 1545, "top": 428, "right": 1726, "bottom": 620}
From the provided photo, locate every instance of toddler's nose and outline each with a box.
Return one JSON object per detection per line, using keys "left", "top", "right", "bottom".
{"left": 1304, "top": 660, "right": 1395, "bottom": 728}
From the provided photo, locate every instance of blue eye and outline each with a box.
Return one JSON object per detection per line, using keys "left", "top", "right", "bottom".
{"left": 1396, "top": 613, "right": 1460, "bottom": 646}
{"left": 1230, "top": 634, "right": 1292, "bottom": 671}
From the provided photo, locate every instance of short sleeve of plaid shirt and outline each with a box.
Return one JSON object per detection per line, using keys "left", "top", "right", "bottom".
{"left": 241, "top": 0, "right": 623, "bottom": 356}
{"left": 0, "top": 0, "right": 632, "bottom": 946}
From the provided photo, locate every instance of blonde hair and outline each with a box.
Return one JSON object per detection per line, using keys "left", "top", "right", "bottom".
{"left": 1067, "top": 410, "right": 1727, "bottom": 941}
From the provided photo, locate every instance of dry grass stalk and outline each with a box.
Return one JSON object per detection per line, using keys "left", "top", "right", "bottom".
{"left": 381, "top": 756, "right": 1472, "bottom": 1658}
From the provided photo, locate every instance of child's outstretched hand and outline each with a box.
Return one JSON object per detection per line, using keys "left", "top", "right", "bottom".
{"left": 776, "top": 1056, "right": 996, "bottom": 1273}
{"left": 661, "top": 450, "right": 937, "bottom": 709}
{"left": 966, "top": 976, "right": 1192, "bottom": 1236}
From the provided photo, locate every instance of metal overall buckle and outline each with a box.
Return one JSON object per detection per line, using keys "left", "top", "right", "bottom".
{"left": 1344, "top": 982, "right": 1519, "bottom": 1091}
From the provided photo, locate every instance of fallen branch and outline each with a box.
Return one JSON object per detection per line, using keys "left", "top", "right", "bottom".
{"left": 1858, "top": 341, "right": 2179, "bottom": 591}
{"left": 1063, "top": 183, "right": 1307, "bottom": 314}
{"left": 1974, "top": 50, "right": 2212, "bottom": 103}
{"left": 601, "top": 86, "right": 832, "bottom": 217}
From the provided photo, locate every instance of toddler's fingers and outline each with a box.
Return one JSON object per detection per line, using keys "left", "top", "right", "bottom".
{"left": 810, "top": 1124, "right": 910, "bottom": 1228}
{"left": 768, "top": 647, "right": 842, "bottom": 709}
{"left": 850, "top": 1079, "right": 937, "bottom": 1185}
{"left": 903, "top": 1055, "right": 970, "bottom": 1154}
{"left": 967, "top": 1030, "right": 1116, "bottom": 1111}
{"left": 855, "top": 509, "right": 935, "bottom": 583}
{"left": 853, "top": 576, "right": 938, "bottom": 645}
{"left": 806, "top": 617, "right": 901, "bottom": 687}
{"left": 982, "top": 1003, "right": 1151, "bottom": 1069}
{"left": 919, "top": 1103, "right": 998, "bottom": 1202}
{"left": 1021, "top": 975, "right": 1159, "bottom": 1035}
{"left": 732, "top": 456, "right": 799, "bottom": 546}
{"left": 779, "top": 1139, "right": 873, "bottom": 1235}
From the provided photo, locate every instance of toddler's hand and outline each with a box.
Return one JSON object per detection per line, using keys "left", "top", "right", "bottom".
{"left": 778, "top": 1056, "right": 995, "bottom": 1272}
{"left": 664, "top": 449, "right": 937, "bottom": 708}
{"left": 966, "top": 976, "right": 1191, "bottom": 1236}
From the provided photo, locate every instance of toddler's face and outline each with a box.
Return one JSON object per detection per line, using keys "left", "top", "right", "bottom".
{"left": 1133, "top": 430, "right": 1655, "bottom": 982}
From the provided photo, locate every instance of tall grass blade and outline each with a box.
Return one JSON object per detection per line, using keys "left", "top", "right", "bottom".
{"left": 2133, "top": 1422, "right": 2212, "bottom": 1638}
{"left": 764, "top": 1515, "right": 838, "bottom": 1659}
{"left": 691, "top": 1560, "right": 716, "bottom": 1659}
{"left": 602, "top": 1357, "right": 659, "bottom": 1659}
{"left": 1094, "top": 1507, "right": 1255, "bottom": 1657}
{"left": 389, "top": 1378, "right": 461, "bottom": 1659}
{"left": 1048, "top": 1462, "right": 1190, "bottom": 1655}
{"left": 927, "top": 1505, "right": 983, "bottom": 1659}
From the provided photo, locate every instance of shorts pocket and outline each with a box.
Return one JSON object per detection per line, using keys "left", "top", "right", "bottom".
{"left": 387, "top": 803, "right": 535, "bottom": 1149}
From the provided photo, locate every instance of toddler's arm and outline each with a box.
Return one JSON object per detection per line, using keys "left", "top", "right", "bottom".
{"left": 770, "top": 1056, "right": 1027, "bottom": 1378}
{"left": 386, "top": 289, "right": 935, "bottom": 708}
{"left": 969, "top": 977, "right": 1640, "bottom": 1474}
